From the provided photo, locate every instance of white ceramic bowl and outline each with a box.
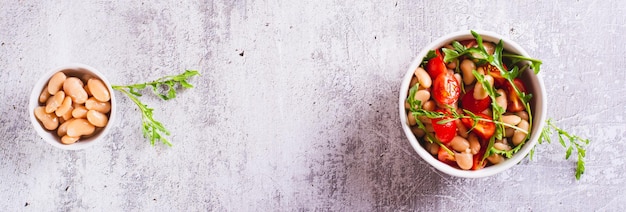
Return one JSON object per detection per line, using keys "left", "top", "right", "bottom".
{"left": 29, "top": 63, "right": 116, "bottom": 150}
{"left": 399, "top": 30, "right": 547, "bottom": 178}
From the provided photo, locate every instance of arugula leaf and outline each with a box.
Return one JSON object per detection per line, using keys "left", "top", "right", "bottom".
{"left": 442, "top": 48, "right": 459, "bottom": 63}
{"left": 503, "top": 53, "right": 543, "bottom": 74}
{"left": 470, "top": 30, "right": 493, "bottom": 61}
{"left": 112, "top": 70, "right": 200, "bottom": 146}
{"left": 421, "top": 50, "right": 437, "bottom": 66}
{"left": 538, "top": 119, "right": 590, "bottom": 180}
{"left": 491, "top": 40, "right": 507, "bottom": 74}
{"left": 452, "top": 41, "right": 466, "bottom": 52}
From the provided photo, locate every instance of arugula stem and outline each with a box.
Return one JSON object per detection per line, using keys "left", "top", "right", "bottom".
{"left": 475, "top": 118, "right": 528, "bottom": 134}
{"left": 502, "top": 53, "right": 543, "bottom": 63}
{"left": 113, "top": 87, "right": 172, "bottom": 146}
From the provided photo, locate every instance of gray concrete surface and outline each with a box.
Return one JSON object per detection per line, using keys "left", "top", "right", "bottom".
{"left": 1, "top": 0, "right": 625, "bottom": 211}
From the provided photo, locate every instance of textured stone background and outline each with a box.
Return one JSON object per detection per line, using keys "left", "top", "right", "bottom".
{"left": 1, "top": 0, "right": 625, "bottom": 211}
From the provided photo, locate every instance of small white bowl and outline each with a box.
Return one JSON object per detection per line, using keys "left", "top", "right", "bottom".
{"left": 29, "top": 63, "right": 116, "bottom": 150}
{"left": 398, "top": 30, "right": 547, "bottom": 178}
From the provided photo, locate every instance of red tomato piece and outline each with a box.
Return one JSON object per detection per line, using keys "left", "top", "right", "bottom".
{"left": 461, "top": 88, "right": 491, "bottom": 114}
{"left": 431, "top": 110, "right": 457, "bottom": 144}
{"left": 437, "top": 145, "right": 456, "bottom": 166}
{"left": 426, "top": 49, "right": 448, "bottom": 80}
{"left": 485, "top": 64, "right": 507, "bottom": 88}
{"left": 505, "top": 78, "right": 527, "bottom": 112}
{"left": 460, "top": 114, "right": 496, "bottom": 140}
{"left": 471, "top": 145, "right": 487, "bottom": 170}
{"left": 432, "top": 72, "right": 461, "bottom": 106}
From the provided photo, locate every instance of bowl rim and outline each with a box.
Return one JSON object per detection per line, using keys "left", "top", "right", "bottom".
{"left": 398, "top": 30, "right": 547, "bottom": 178}
{"left": 29, "top": 63, "right": 116, "bottom": 150}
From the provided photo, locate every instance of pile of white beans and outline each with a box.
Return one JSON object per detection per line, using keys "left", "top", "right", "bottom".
{"left": 34, "top": 71, "right": 111, "bottom": 144}
{"left": 405, "top": 41, "right": 531, "bottom": 170}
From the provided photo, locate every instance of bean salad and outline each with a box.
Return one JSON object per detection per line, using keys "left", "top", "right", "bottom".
{"left": 405, "top": 31, "right": 541, "bottom": 170}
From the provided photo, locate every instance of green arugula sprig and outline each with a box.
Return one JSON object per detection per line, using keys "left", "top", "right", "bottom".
{"left": 442, "top": 38, "right": 491, "bottom": 64}
{"left": 112, "top": 70, "right": 200, "bottom": 146}
{"left": 532, "top": 119, "right": 590, "bottom": 180}
{"left": 421, "top": 50, "right": 437, "bottom": 66}
{"left": 503, "top": 53, "right": 542, "bottom": 75}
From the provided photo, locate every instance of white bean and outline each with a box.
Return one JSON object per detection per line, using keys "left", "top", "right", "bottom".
{"left": 414, "top": 90, "right": 431, "bottom": 107}
{"left": 450, "top": 136, "right": 470, "bottom": 152}
{"left": 494, "top": 142, "right": 511, "bottom": 151}
{"left": 55, "top": 96, "right": 73, "bottom": 117}
{"left": 446, "top": 60, "right": 457, "bottom": 69}
{"left": 47, "top": 72, "right": 67, "bottom": 95}
{"left": 516, "top": 111, "right": 529, "bottom": 121}
{"left": 410, "top": 76, "right": 418, "bottom": 87}
{"left": 85, "top": 97, "right": 111, "bottom": 114}
{"left": 410, "top": 126, "right": 425, "bottom": 138}
{"left": 39, "top": 89, "right": 50, "bottom": 103}
{"left": 57, "top": 119, "right": 73, "bottom": 137}
{"left": 418, "top": 116, "right": 431, "bottom": 124}
{"left": 66, "top": 118, "right": 95, "bottom": 137}
{"left": 505, "top": 127, "right": 515, "bottom": 137}
{"left": 34, "top": 106, "right": 59, "bottom": 130}
{"left": 422, "top": 100, "right": 436, "bottom": 111}
{"left": 496, "top": 89, "right": 508, "bottom": 112}
{"left": 460, "top": 59, "right": 476, "bottom": 85}
{"left": 413, "top": 67, "right": 432, "bottom": 88}
{"left": 487, "top": 153, "right": 503, "bottom": 164}
{"left": 86, "top": 110, "right": 108, "bottom": 127}
{"left": 476, "top": 67, "right": 485, "bottom": 75}
{"left": 45, "top": 91, "right": 65, "bottom": 113}
{"left": 512, "top": 119, "right": 530, "bottom": 146}
{"left": 468, "top": 134, "right": 480, "bottom": 155}
{"left": 63, "top": 77, "right": 88, "bottom": 104}
{"left": 425, "top": 142, "right": 439, "bottom": 155}
{"left": 473, "top": 75, "right": 493, "bottom": 100}
{"left": 425, "top": 124, "right": 435, "bottom": 133}
{"left": 455, "top": 152, "right": 473, "bottom": 170}
{"left": 502, "top": 115, "right": 522, "bottom": 126}
{"left": 61, "top": 135, "right": 80, "bottom": 145}
{"left": 72, "top": 105, "right": 89, "bottom": 119}
{"left": 407, "top": 112, "right": 417, "bottom": 126}
{"left": 484, "top": 42, "right": 496, "bottom": 55}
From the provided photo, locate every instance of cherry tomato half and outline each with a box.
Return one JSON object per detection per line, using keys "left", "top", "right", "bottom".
{"left": 461, "top": 88, "right": 491, "bottom": 114}
{"left": 426, "top": 49, "right": 448, "bottom": 80}
{"left": 432, "top": 72, "right": 460, "bottom": 106}
{"left": 505, "top": 78, "right": 528, "bottom": 112}
{"left": 461, "top": 113, "right": 496, "bottom": 140}
{"left": 485, "top": 63, "right": 508, "bottom": 88}
{"left": 431, "top": 110, "right": 457, "bottom": 144}
{"left": 471, "top": 144, "right": 487, "bottom": 170}
{"left": 437, "top": 145, "right": 456, "bottom": 166}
